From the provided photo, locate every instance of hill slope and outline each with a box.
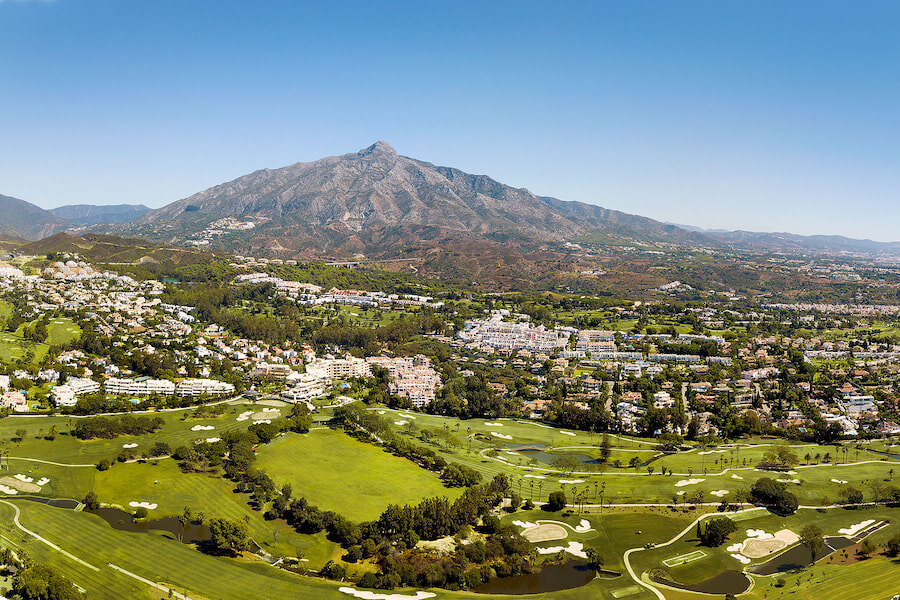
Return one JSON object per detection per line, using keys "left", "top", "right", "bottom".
{"left": 0, "top": 194, "right": 71, "bottom": 240}
{"left": 132, "top": 141, "right": 707, "bottom": 255}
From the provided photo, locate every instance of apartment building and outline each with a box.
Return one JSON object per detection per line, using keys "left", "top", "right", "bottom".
{"left": 104, "top": 377, "right": 176, "bottom": 396}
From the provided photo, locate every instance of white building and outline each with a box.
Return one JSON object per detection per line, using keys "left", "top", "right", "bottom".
{"left": 306, "top": 356, "right": 372, "bottom": 380}
{"left": 104, "top": 377, "right": 176, "bottom": 396}
{"left": 366, "top": 355, "right": 440, "bottom": 408}
{"left": 175, "top": 378, "right": 235, "bottom": 397}
{"left": 52, "top": 377, "right": 100, "bottom": 407}
{"left": 281, "top": 372, "right": 325, "bottom": 406}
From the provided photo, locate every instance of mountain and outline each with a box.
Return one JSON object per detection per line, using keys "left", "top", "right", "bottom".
{"left": 50, "top": 204, "right": 150, "bottom": 226}
{"left": 132, "top": 141, "right": 708, "bottom": 256}
{"left": 0, "top": 194, "right": 71, "bottom": 240}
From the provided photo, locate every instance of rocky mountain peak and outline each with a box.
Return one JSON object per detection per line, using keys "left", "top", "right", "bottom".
{"left": 357, "top": 140, "right": 398, "bottom": 158}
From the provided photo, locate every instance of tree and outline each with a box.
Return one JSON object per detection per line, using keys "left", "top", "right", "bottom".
{"left": 546, "top": 491, "right": 567, "bottom": 511}
{"left": 585, "top": 547, "right": 604, "bottom": 569}
{"left": 886, "top": 533, "right": 900, "bottom": 557}
{"left": 82, "top": 491, "right": 100, "bottom": 511}
{"left": 799, "top": 523, "right": 824, "bottom": 562}
{"left": 698, "top": 517, "right": 737, "bottom": 546}
{"left": 749, "top": 478, "right": 798, "bottom": 515}
{"left": 12, "top": 564, "right": 79, "bottom": 600}
{"left": 207, "top": 517, "right": 250, "bottom": 555}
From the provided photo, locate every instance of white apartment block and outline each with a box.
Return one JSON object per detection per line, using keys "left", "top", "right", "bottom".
{"left": 306, "top": 356, "right": 372, "bottom": 380}
{"left": 52, "top": 377, "right": 100, "bottom": 407}
{"left": 281, "top": 372, "right": 325, "bottom": 405}
{"left": 458, "top": 315, "right": 570, "bottom": 352}
{"left": 175, "top": 378, "right": 235, "bottom": 397}
{"left": 104, "top": 377, "right": 176, "bottom": 396}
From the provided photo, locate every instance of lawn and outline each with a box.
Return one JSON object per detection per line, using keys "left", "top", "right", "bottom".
{"left": 256, "top": 428, "right": 463, "bottom": 521}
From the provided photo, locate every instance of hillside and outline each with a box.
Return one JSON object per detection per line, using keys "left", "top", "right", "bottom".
{"left": 0, "top": 194, "right": 71, "bottom": 240}
{"left": 130, "top": 141, "right": 710, "bottom": 256}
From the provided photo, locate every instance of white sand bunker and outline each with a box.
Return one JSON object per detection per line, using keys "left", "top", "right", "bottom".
{"left": 560, "top": 431, "right": 576, "bottom": 436}
{"left": 559, "top": 479, "right": 584, "bottom": 484}
{"left": 484, "top": 422, "right": 503, "bottom": 427}
{"left": 205, "top": 437, "right": 221, "bottom": 443}
{"left": 740, "top": 529, "right": 799, "bottom": 558}
{"left": 339, "top": 588, "right": 435, "bottom": 600}
{"left": 698, "top": 449, "right": 726, "bottom": 455}
{"left": 491, "top": 431, "right": 513, "bottom": 440}
{"left": 675, "top": 478, "right": 705, "bottom": 487}
{"left": 574, "top": 519, "right": 592, "bottom": 533}
{"left": 377, "top": 410, "right": 386, "bottom": 414}
{"left": 0, "top": 477, "right": 39, "bottom": 493}
{"left": 129, "top": 501, "right": 158, "bottom": 510}
{"left": 524, "top": 474, "right": 545, "bottom": 479}
{"left": 839, "top": 520, "right": 875, "bottom": 536}
{"left": 676, "top": 491, "right": 685, "bottom": 496}
{"left": 14, "top": 474, "right": 33, "bottom": 483}
{"left": 395, "top": 420, "right": 408, "bottom": 426}
{"left": 253, "top": 419, "right": 271, "bottom": 424}
{"left": 191, "top": 425, "right": 215, "bottom": 431}
{"left": 513, "top": 520, "right": 539, "bottom": 529}
{"left": 731, "top": 474, "right": 744, "bottom": 480}
{"left": 36, "top": 477, "right": 49, "bottom": 486}
{"left": 537, "top": 541, "right": 587, "bottom": 559}
{"left": 0, "top": 485, "right": 17, "bottom": 495}
{"left": 831, "top": 478, "right": 848, "bottom": 484}
{"left": 730, "top": 553, "right": 751, "bottom": 564}
{"left": 122, "top": 443, "right": 138, "bottom": 448}
{"left": 779, "top": 478, "right": 800, "bottom": 484}
{"left": 523, "top": 524, "right": 568, "bottom": 543}
{"left": 398, "top": 413, "right": 417, "bottom": 419}
{"left": 505, "top": 451, "right": 518, "bottom": 456}
{"left": 710, "top": 490, "right": 729, "bottom": 498}
{"left": 237, "top": 411, "right": 255, "bottom": 421}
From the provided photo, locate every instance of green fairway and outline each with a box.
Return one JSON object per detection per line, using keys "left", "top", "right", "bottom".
{"left": 257, "top": 428, "right": 463, "bottom": 521}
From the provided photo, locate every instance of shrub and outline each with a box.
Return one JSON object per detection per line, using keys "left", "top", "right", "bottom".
{"left": 546, "top": 491, "right": 567, "bottom": 511}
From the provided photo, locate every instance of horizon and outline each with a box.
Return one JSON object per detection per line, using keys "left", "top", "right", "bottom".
{"left": 3, "top": 1, "right": 900, "bottom": 242}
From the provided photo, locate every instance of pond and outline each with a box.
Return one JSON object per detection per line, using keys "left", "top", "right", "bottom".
{"left": 650, "top": 570, "right": 752, "bottom": 595}
{"left": 506, "top": 444, "right": 600, "bottom": 466}
{"left": 87, "top": 507, "right": 211, "bottom": 544}
{"left": 16, "top": 496, "right": 80, "bottom": 510}
{"left": 472, "top": 562, "right": 611, "bottom": 595}
{"left": 749, "top": 536, "right": 854, "bottom": 576}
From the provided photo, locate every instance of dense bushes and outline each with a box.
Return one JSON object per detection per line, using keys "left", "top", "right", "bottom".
{"left": 698, "top": 517, "right": 737, "bottom": 546}
{"left": 72, "top": 415, "right": 164, "bottom": 439}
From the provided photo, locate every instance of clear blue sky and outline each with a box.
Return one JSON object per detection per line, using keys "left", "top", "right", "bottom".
{"left": 2, "top": 1, "right": 899, "bottom": 241}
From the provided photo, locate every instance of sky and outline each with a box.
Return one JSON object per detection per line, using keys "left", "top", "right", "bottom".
{"left": 1, "top": 0, "right": 899, "bottom": 241}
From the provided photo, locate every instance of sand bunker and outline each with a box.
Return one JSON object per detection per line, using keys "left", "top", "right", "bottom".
{"left": 398, "top": 413, "right": 417, "bottom": 419}
{"left": 205, "top": 437, "right": 221, "bottom": 443}
{"left": 560, "top": 431, "right": 576, "bottom": 436}
{"left": 523, "top": 524, "right": 568, "bottom": 543}
{"left": 129, "top": 501, "right": 158, "bottom": 510}
{"left": 236, "top": 411, "right": 255, "bottom": 421}
{"left": 730, "top": 553, "right": 751, "bottom": 564}
{"left": 731, "top": 474, "right": 744, "bottom": 480}
{"left": 123, "top": 443, "right": 138, "bottom": 448}
{"left": 536, "top": 541, "right": 587, "bottom": 559}
{"left": 524, "top": 474, "right": 545, "bottom": 479}
{"left": 559, "top": 479, "right": 584, "bottom": 484}
{"left": 0, "top": 485, "right": 17, "bottom": 495}
{"left": 675, "top": 478, "right": 705, "bottom": 487}
{"left": 831, "top": 478, "right": 848, "bottom": 485}
{"left": 739, "top": 529, "right": 798, "bottom": 558}
{"left": 339, "top": 588, "right": 435, "bottom": 600}
{"left": 253, "top": 419, "right": 271, "bottom": 424}
{"left": 491, "top": 431, "right": 513, "bottom": 440}
{"left": 14, "top": 474, "right": 33, "bottom": 483}
{"left": 484, "top": 422, "right": 503, "bottom": 427}
{"left": 0, "top": 477, "right": 39, "bottom": 493}
{"left": 36, "top": 477, "right": 49, "bottom": 486}
{"left": 513, "top": 520, "right": 538, "bottom": 529}
{"left": 574, "top": 519, "right": 592, "bottom": 533}
{"left": 710, "top": 490, "right": 729, "bottom": 498}
{"left": 698, "top": 449, "right": 726, "bottom": 455}
{"left": 191, "top": 425, "right": 215, "bottom": 431}
{"left": 395, "top": 420, "right": 408, "bottom": 426}
{"left": 377, "top": 410, "right": 386, "bottom": 414}
{"left": 839, "top": 520, "right": 875, "bottom": 536}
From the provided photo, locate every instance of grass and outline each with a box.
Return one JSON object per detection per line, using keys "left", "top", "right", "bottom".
{"left": 257, "top": 428, "right": 463, "bottom": 521}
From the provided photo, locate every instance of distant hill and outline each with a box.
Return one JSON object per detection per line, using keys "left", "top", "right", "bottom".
{"left": 0, "top": 194, "right": 71, "bottom": 240}
{"left": 131, "top": 141, "right": 710, "bottom": 256}
{"left": 50, "top": 204, "right": 150, "bottom": 226}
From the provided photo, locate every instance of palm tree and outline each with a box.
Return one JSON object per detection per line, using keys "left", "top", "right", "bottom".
{"left": 804, "top": 453, "right": 812, "bottom": 465}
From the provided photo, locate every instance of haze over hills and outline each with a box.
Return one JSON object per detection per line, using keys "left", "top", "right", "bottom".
{"left": 50, "top": 203, "right": 150, "bottom": 226}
